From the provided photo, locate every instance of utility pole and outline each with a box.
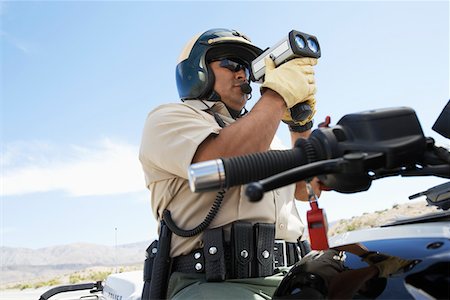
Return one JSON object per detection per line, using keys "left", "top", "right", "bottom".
{"left": 115, "top": 227, "right": 118, "bottom": 273}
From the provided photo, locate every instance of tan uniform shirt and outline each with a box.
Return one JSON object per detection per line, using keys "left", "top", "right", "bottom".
{"left": 139, "top": 100, "right": 304, "bottom": 257}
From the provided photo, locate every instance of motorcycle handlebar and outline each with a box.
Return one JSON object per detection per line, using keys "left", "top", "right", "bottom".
{"left": 188, "top": 107, "right": 449, "bottom": 195}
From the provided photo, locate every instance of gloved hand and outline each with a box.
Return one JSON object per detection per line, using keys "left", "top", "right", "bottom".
{"left": 360, "top": 251, "right": 391, "bottom": 264}
{"left": 361, "top": 252, "right": 413, "bottom": 278}
{"left": 282, "top": 107, "right": 314, "bottom": 131}
{"left": 261, "top": 57, "right": 317, "bottom": 113}
{"left": 373, "top": 256, "right": 414, "bottom": 278}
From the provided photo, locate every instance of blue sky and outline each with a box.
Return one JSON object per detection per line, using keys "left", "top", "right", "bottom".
{"left": 1, "top": 1, "right": 449, "bottom": 249}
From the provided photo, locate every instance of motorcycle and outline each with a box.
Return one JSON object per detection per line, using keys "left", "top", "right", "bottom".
{"left": 188, "top": 103, "right": 450, "bottom": 299}
{"left": 40, "top": 102, "right": 450, "bottom": 299}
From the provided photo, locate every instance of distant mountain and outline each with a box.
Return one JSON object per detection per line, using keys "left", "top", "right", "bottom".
{"left": 1, "top": 241, "right": 150, "bottom": 266}
{"left": 0, "top": 241, "right": 150, "bottom": 285}
{"left": 328, "top": 200, "right": 441, "bottom": 236}
{"left": 1, "top": 201, "right": 442, "bottom": 287}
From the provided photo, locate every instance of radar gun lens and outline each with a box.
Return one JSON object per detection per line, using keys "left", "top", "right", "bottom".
{"left": 307, "top": 38, "right": 319, "bottom": 53}
{"left": 295, "top": 35, "right": 306, "bottom": 49}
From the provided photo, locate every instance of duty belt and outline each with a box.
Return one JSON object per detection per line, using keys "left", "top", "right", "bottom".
{"left": 171, "top": 239, "right": 302, "bottom": 279}
{"left": 141, "top": 222, "right": 308, "bottom": 298}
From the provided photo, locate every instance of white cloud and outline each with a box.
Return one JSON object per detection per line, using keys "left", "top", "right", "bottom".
{"left": 1, "top": 139, "right": 147, "bottom": 197}
{"left": 270, "top": 135, "right": 289, "bottom": 150}
{"left": 2, "top": 32, "right": 31, "bottom": 54}
{"left": 0, "top": 18, "right": 32, "bottom": 55}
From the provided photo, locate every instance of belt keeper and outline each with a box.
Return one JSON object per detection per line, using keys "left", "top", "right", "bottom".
{"left": 299, "top": 239, "right": 312, "bottom": 257}
{"left": 203, "top": 227, "right": 226, "bottom": 282}
{"left": 274, "top": 240, "right": 287, "bottom": 268}
{"left": 287, "top": 242, "right": 297, "bottom": 266}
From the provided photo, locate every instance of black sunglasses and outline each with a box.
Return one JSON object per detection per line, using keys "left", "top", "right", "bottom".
{"left": 217, "top": 59, "right": 250, "bottom": 77}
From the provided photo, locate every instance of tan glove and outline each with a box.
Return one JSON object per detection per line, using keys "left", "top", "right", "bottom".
{"left": 261, "top": 56, "right": 317, "bottom": 111}
{"left": 361, "top": 252, "right": 413, "bottom": 278}
{"left": 373, "top": 256, "right": 414, "bottom": 278}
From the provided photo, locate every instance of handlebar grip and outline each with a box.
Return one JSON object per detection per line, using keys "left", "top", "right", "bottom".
{"left": 188, "top": 147, "right": 309, "bottom": 192}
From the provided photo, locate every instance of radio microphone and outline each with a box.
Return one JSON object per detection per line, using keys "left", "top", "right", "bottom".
{"left": 240, "top": 83, "right": 252, "bottom": 94}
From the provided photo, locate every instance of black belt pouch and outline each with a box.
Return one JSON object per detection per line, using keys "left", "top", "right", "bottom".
{"left": 253, "top": 223, "right": 275, "bottom": 277}
{"left": 204, "top": 227, "right": 226, "bottom": 282}
{"left": 142, "top": 240, "right": 158, "bottom": 300}
{"left": 230, "top": 221, "right": 254, "bottom": 278}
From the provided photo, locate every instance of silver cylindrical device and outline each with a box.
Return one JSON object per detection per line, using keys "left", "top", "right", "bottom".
{"left": 188, "top": 159, "right": 225, "bottom": 192}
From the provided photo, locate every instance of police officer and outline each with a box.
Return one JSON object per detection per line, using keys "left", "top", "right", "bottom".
{"left": 139, "top": 28, "right": 321, "bottom": 299}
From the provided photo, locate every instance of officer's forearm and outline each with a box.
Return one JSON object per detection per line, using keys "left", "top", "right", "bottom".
{"left": 192, "top": 90, "right": 286, "bottom": 163}
{"left": 290, "top": 130, "right": 323, "bottom": 201}
{"left": 289, "top": 129, "right": 311, "bottom": 146}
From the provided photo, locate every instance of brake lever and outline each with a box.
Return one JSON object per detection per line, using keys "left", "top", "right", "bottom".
{"left": 245, "top": 152, "right": 379, "bottom": 201}
{"left": 245, "top": 158, "right": 344, "bottom": 202}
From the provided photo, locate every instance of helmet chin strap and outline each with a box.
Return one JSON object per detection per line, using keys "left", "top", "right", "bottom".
{"left": 227, "top": 105, "right": 245, "bottom": 119}
{"left": 207, "top": 83, "right": 252, "bottom": 119}
{"left": 232, "top": 83, "right": 252, "bottom": 118}
{"left": 207, "top": 90, "right": 221, "bottom": 101}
